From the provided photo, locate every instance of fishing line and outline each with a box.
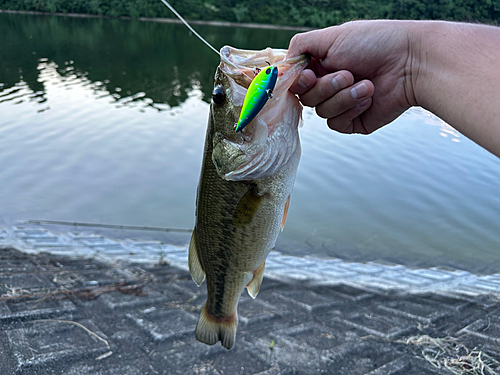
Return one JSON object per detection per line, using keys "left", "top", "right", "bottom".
{"left": 159, "top": 0, "right": 253, "bottom": 80}
{"left": 160, "top": 0, "right": 220, "bottom": 56}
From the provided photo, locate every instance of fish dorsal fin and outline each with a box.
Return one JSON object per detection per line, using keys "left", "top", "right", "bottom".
{"left": 281, "top": 195, "right": 291, "bottom": 231}
{"left": 188, "top": 229, "right": 205, "bottom": 286}
{"left": 246, "top": 260, "right": 266, "bottom": 299}
{"left": 233, "top": 185, "right": 265, "bottom": 226}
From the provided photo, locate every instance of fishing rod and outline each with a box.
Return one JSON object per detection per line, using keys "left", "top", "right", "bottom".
{"left": 24, "top": 219, "right": 192, "bottom": 233}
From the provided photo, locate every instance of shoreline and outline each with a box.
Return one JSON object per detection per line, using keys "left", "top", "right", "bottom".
{"left": 0, "top": 9, "right": 311, "bottom": 31}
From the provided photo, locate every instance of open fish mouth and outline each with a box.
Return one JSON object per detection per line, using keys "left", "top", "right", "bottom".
{"left": 219, "top": 46, "right": 309, "bottom": 111}
{"left": 213, "top": 46, "right": 309, "bottom": 181}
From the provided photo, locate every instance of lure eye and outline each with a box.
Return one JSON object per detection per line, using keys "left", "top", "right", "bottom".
{"left": 265, "top": 68, "right": 271, "bottom": 75}
{"left": 212, "top": 86, "right": 225, "bottom": 105}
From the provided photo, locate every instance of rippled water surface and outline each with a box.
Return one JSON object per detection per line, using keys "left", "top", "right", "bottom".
{"left": 1, "top": 13, "right": 499, "bottom": 273}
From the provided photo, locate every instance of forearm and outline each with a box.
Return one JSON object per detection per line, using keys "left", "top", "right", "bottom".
{"left": 410, "top": 21, "right": 500, "bottom": 156}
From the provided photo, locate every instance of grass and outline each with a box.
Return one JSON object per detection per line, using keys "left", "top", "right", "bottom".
{"left": 400, "top": 335, "right": 500, "bottom": 375}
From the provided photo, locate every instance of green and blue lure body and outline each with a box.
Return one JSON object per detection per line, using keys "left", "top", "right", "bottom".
{"left": 234, "top": 65, "right": 278, "bottom": 133}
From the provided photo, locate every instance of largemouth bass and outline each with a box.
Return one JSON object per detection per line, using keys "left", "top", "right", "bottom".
{"left": 189, "top": 46, "right": 309, "bottom": 350}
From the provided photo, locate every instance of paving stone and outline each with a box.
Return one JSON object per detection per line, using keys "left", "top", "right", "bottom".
{"left": 324, "top": 343, "right": 402, "bottom": 375}
{"left": 0, "top": 259, "right": 37, "bottom": 273}
{"left": 271, "top": 322, "right": 359, "bottom": 363}
{"left": 13, "top": 228, "right": 53, "bottom": 239}
{"left": 6, "top": 319, "right": 111, "bottom": 374}
{"left": 156, "top": 339, "right": 271, "bottom": 375}
{"left": 304, "top": 263, "right": 357, "bottom": 279}
{"left": 270, "top": 289, "right": 340, "bottom": 313}
{"left": 466, "top": 279, "right": 500, "bottom": 293}
{"left": 0, "top": 299, "right": 77, "bottom": 322}
{"left": 0, "top": 274, "right": 54, "bottom": 289}
{"left": 272, "top": 256, "right": 321, "bottom": 269}
{"left": 313, "top": 283, "right": 374, "bottom": 302}
{"left": 126, "top": 308, "right": 197, "bottom": 342}
{"left": 63, "top": 363, "right": 150, "bottom": 375}
{"left": 377, "top": 299, "right": 451, "bottom": 324}
{"left": 364, "top": 356, "right": 411, "bottom": 374}
{"left": 411, "top": 292, "right": 471, "bottom": 311}
{"left": 249, "top": 333, "right": 324, "bottom": 373}
{"left": 239, "top": 297, "right": 285, "bottom": 326}
{"left": 258, "top": 260, "right": 283, "bottom": 272}
{"left": 328, "top": 312, "right": 416, "bottom": 339}
{"left": 100, "top": 288, "right": 166, "bottom": 310}
{"left": 407, "top": 268, "right": 455, "bottom": 282}
{"left": 334, "top": 262, "right": 385, "bottom": 275}
{"left": 457, "top": 318, "right": 500, "bottom": 344}
{"left": 382, "top": 272, "right": 435, "bottom": 287}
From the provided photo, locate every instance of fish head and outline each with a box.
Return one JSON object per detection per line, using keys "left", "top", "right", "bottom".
{"left": 209, "top": 46, "right": 309, "bottom": 181}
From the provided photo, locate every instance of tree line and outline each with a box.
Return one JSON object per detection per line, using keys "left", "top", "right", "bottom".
{"left": 1, "top": 0, "right": 499, "bottom": 27}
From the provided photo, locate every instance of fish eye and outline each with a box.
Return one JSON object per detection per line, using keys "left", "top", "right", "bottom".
{"left": 212, "top": 86, "right": 225, "bottom": 105}
{"left": 265, "top": 68, "right": 271, "bottom": 75}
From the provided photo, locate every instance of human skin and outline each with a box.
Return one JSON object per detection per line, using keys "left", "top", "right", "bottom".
{"left": 287, "top": 20, "right": 500, "bottom": 157}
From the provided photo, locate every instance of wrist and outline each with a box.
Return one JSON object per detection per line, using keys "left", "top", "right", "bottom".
{"left": 404, "top": 21, "right": 448, "bottom": 110}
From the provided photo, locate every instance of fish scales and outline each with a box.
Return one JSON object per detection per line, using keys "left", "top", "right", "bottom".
{"left": 189, "top": 46, "right": 308, "bottom": 350}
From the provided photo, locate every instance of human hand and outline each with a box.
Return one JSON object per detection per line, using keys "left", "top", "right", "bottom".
{"left": 287, "top": 20, "right": 418, "bottom": 134}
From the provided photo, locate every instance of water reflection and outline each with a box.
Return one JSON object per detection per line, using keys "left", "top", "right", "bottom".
{"left": 421, "top": 110, "right": 461, "bottom": 143}
{"left": 0, "top": 13, "right": 295, "bottom": 109}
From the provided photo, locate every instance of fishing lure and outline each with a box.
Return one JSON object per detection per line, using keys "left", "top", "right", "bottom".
{"left": 234, "top": 64, "right": 278, "bottom": 134}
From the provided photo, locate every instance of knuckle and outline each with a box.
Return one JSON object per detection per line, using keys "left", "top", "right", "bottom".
{"left": 315, "top": 103, "right": 330, "bottom": 118}
{"left": 289, "top": 34, "right": 299, "bottom": 48}
{"left": 335, "top": 90, "right": 355, "bottom": 109}
{"left": 299, "top": 94, "right": 314, "bottom": 107}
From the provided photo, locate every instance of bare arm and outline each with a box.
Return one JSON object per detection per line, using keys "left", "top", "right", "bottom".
{"left": 411, "top": 21, "right": 500, "bottom": 156}
{"left": 288, "top": 20, "right": 500, "bottom": 157}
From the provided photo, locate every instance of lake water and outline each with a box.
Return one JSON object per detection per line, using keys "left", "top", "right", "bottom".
{"left": 1, "top": 13, "right": 499, "bottom": 273}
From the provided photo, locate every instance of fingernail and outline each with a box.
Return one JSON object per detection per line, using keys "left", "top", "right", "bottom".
{"left": 297, "top": 73, "right": 312, "bottom": 89}
{"left": 357, "top": 99, "right": 370, "bottom": 108}
{"left": 332, "top": 74, "right": 348, "bottom": 91}
{"left": 351, "top": 82, "right": 368, "bottom": 99}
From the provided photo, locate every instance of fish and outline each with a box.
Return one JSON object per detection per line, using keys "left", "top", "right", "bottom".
{"left": 189, "top": 46, "right": 309, "bottom": 350}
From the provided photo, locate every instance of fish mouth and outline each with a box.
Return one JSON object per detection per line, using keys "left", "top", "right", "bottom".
{"left": 213, "top": 47, "right": 309, "bottom": 181}
{"left": 218, "top": 45, "right": 309, "bottom": 128}
{"left": 220, "top": 46, "right": 309, "bottom": 91}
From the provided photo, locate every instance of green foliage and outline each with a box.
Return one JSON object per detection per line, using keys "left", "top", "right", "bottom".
{"left": 0, "top": 0, "right": 498, "bottom": 26}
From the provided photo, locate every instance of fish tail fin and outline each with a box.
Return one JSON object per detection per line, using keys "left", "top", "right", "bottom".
{"left": 195, "top": 304, "right": 238, "bottom": 350}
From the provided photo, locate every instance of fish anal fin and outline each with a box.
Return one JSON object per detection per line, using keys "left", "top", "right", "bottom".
{"left": 233, "top": 185, "right": 265, "bottom": 226}
{"left": 246, "top": 260, "right": 265, "bottom": 299}
{"left": 281, "top": 195, "right": 291, "bottom": 231}
{"left": 188, "top": 229, "right": 205, "bottom": 286}
{"left": 195, "top": 304, "right": 238, "bottom": 350}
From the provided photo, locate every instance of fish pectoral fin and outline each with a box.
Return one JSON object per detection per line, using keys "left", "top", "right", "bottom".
{"left": 281, "top": 195, "right": 291, "bottom": 231}
{"left": 196, "top": 304, "right": 238, "bottom": 350}
{"left": 188, "top": 229, "right": 205, "bottom": 286}
{"left": 233, "top": 185, "right": 265, "bottom": 226}
{"left": 246, "top": 260, "right": 266, "bottom": 299}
